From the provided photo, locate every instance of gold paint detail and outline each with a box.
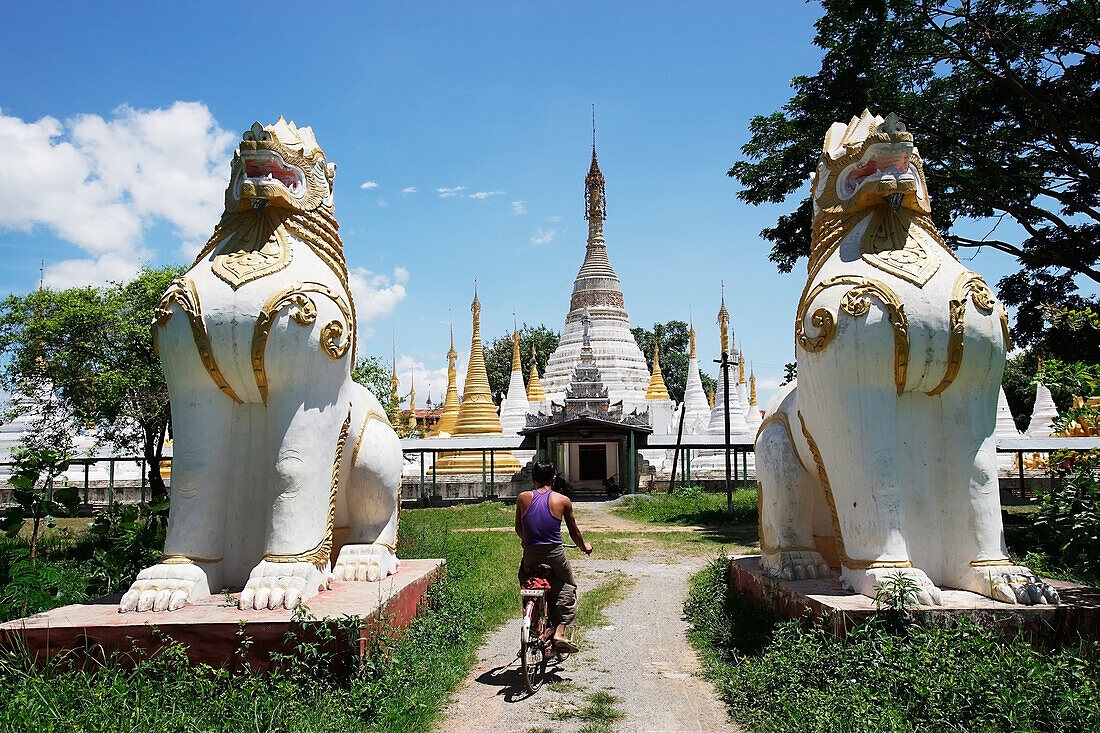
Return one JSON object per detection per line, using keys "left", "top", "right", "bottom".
{"left": 162, "top": 554, "right": 223, "bottom": 564}
{"left": 152, "top": 277, "right": 244, "bottom": 404}
{"left": 970, "top": 558, "right": 1013, "bottom": 567}
{"left": 860, "top": 209, "right": 942, "bottom": 287}
{"left": 999, "top": 306, "right": 1013, "bottom": 351}
{"left": 264, "top": 407, "right": 352, "bottom": 567}
{"left": 927, "top": 272, "right": 996, "bottom": 396}
{"left": 755, "top": 413, "right": 808, "bottom": 472}
{"left": 795, "top": 275, "right": 909, "bottom": 394}
{"left": 797, "top": 411, "right": 909, "bottom": 572}
{"left": 526, "top": 344, "right": 546, "bottom": 403}
{"left": 206, "top": 208, "right": 294, "bottom": 289}
{"left": 251, "top": 281, "right": 354, "bottom": 404}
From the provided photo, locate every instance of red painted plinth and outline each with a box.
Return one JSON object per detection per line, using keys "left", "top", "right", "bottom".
{"left": 0, "top": 558, "right": 445, "bottom": 670}
{"left": 728, "top": 555, "right": 1100, "bottom": 646}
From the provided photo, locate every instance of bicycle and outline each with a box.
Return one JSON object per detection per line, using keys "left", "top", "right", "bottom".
{"left": 518, "top": 545, "right": 577, "bottom": 694}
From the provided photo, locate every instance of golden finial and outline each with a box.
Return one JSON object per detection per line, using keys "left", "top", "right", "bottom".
{"left": 738, "top": 346, "right": 746, "bottom": 384}
{"left": 708, "top": 387, "right": 715, "bottom": 409}
{"left": 511, "top": 326, "right": 522, "bottom": 373}
{"left": 689, "top": 324, "right": 697, "bottom": 359}
{"left": 585, "top": 112, "right": 606, "bottom": 222}
{"left": 749, "top": 362, "right": 757, "bottom": 405}
{"left": 717, "top": 281, "right": 730, "bottom": 355}
{"left": 645, "top": 342, "right": 671, "bottom": 400}
{"left": 527, "top": 343, "right": 546, "bottom": 402}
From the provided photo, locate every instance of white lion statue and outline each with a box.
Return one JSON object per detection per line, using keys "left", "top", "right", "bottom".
{"left": 120, "top": 118, "right": 402, "bottom": 612}
{"left": 754, "top": 110, "right": 1058, "bottom": 606}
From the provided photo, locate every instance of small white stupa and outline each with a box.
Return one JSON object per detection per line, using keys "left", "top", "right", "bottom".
{"left": 499, "top": 326, "right": 530, "bottom": 436}
{"left": 1027, "top": 382, "right": 1059, "bottom": 438}
{"left": 682, "top": 325, "right": 712, "bottom": 434}
{"left": 745, "top": 364, "right": 763, "bottom": 430}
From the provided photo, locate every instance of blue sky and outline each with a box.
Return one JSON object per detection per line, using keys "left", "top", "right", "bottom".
{"left": 0, "top": 1, "right": 1074, "bottom": 408}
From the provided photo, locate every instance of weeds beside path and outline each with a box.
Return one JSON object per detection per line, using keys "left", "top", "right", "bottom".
{"left": 435, "top": 501, "right": 746, "bottom": 733}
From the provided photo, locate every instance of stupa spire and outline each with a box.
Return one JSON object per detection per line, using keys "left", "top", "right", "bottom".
{"left": 499, "top": 315, "right": 530, "bottom": 436}
{"left": 683, "top": 320, "right": 711, "bottom": 429}
{"left": 433, "top": 287, "right": 521, "bottom": 473}
{"left": 645, "top": 343, "right": 671, "bottom": 400}
{"left": 511, "top": 323, "right": 522, "bottom": 373}
{"left": 718, "top": 281, "right": 730, "bottom": 355}
{"left": 432, "top": 322, "right": 461, "bottom": 436}
{"left": 527, "top": 343, "right": 546, "bottom": 402}
{"left": 389, "top": 339, "right": 399, "bottom": 411}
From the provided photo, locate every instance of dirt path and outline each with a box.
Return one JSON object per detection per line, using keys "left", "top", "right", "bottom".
{"left": 436, "top": 503, "right": 740, "bottom": 733}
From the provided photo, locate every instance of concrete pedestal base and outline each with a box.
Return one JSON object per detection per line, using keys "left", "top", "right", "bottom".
{"left": 729, "top": 555, "right": 1100, "bottom": 646}
{"left": 0, "top": 558, "right": 444, "bottom": 670}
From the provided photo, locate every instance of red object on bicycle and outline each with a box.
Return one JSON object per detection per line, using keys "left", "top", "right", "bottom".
{"left": 522, "top": 577, "right": 552, "bottom": 590}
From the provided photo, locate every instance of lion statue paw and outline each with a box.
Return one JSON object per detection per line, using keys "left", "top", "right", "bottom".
{"left": 761, "top": 549, "right": 832, "bottom": 581}
{"left": 238, "top": 561, "right": 331, "bottom": 611}
{"left": 961, "top": 565, "right": 1060, "bottom": 605}
{"left": 119, "top": 563, "right": 211, "bottom": 613}
{"left": 333, "top": 544, "right": 400, "bottom": 582}
{"left": 842, "top": 566, "right": 944, "bottom": 607}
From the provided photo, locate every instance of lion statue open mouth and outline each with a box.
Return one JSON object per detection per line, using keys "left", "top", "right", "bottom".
{"left": 754, "top": 111, "right": 1058, "bottom": 606}
{"left": 120, "top": 118, "right": 403, "bottom": 613}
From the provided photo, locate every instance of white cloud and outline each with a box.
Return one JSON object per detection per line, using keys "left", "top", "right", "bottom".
{"left": 466, "top": 189, "right": 504, "bottom": 199}
{"left": 511, "top": 200, "right": 528, "bottom": 215}
{"left": 530, "top": 228, "right": 555, "bottom": 245}
{"left": 0, "top": 102, "right": 235, "bottom": 286}
{"left": 377, "top": 198, "right": 388, "bottom": 207}
{"left": 360, "top": 180, "right": 379, "bottom": 190}
{"left": 348, "top": 267, "right": 409, "bottom": 329}
{"left": 756, "top": 376, "right": 784, "bottom": 390}
{"left": 402, "top": 186, "right": 417, "bottom": 194}
{"left": 547, "top": 215, "right": 562, "bottom": 223}
{"left": 392, "top": 354, "right": 461, "bottom": 409}
{"left": 437, "top": 186, "right": 467, "bottom": 198}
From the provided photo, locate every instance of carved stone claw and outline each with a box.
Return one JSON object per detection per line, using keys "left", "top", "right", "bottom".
{"left": 119, "top": 563, "right": 210, "bottom": 613}
{"left": 761, "top": 549, "right": 832, "bottom": 581}
{"left": 239, "top": 560, "right": 329, "bottom": 611}
{"left": 333, "top": 544, "right": 400, "bottom": 583}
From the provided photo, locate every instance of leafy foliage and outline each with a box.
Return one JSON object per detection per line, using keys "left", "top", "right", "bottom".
{"left": 483, "top": 324, "right": 560, "bottom": 404}
{"left": 351, "top": 354, "right": 399, "bottom": 423}
{"left": 1032, "top": 449, "right": 1100, "bottom": 584}
{"left": 0, "top": 266, "right": 184, "bottom": 498}
{"left": 631, "top": 320, "right": 717, "bottom": 404}
{"left": 685, "top": 557, "right": 1100, "bottom": 733}
{"left": 1, "top": 448, "right": 77, "bottom": 561}
{"left": 730, "top": 0, "right": 1100, "bottom": 356}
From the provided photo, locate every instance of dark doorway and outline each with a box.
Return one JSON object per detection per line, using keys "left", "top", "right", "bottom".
{"left": 578, "top": 444, "right": 607, "bottom": 481}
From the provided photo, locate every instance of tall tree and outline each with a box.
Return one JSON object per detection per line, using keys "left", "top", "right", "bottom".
{"left": 729, "top": 0, "right": 1100, "bottom": 357}
{"left": 631, "top": 321, "right": 717, "bottom": 404}
{"left": 0, "top": 266, "right": 184, "bottom": 498}
{"left": 483, "top": 325, "right": 561, "bottom": 405}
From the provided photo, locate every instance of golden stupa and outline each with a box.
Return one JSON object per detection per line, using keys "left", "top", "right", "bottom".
{"left": 431, "top": 325, "right": 461, "bottom": 436}
{"left": 749, "top": 364, "right": 758, "bottom": 406}
{"left": 526, "top": 343, "right": 546, "bottom": 402}
{"left": 645, "top": 343, "right": 671, "bottom": 400}
{"left": 432, "top": 289, "right": 522, "bottom": 474}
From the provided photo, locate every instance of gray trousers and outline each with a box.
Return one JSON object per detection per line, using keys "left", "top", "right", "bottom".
{"left": 519, "top": 543, "right": 578, "bottom": 627}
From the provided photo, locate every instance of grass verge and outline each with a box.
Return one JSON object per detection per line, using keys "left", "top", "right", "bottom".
{"left": 684, "top": 556, "right": 1100, "bottom": 733}
{"left": 614, "top": 486, "right": 757, "bottom": 526}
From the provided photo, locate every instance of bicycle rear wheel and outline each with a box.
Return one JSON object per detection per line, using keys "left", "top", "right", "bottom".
{"left": 520, "top": 602, "right": 547, "bottom": 693}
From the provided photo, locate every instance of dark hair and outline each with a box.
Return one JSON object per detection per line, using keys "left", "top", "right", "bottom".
{"left": 532, "top": 460, "right": 555, "bottom": 485}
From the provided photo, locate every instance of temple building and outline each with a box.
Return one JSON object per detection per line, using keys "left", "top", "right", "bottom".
{"left": 540, "top": 144, "right": 651, "bottom": 410}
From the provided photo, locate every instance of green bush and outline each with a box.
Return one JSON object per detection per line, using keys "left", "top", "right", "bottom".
{"left": 685, "top": 557, "right": 1100, "bottom": 733}
{"left": 1033, "top": 450, "right": 1100, "bottom": 585}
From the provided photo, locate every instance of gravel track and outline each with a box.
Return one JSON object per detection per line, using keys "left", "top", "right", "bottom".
{"left": 436, "top": 503, "right": 739, "bottom": 733}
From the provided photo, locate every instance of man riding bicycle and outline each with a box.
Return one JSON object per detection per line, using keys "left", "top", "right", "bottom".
{"left": 515, "top": 460, "right": 593, "bottom": 653}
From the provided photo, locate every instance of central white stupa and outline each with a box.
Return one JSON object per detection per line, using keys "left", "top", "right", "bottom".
{"left": 541, "top": 145, "right": 651, "bottom": 410}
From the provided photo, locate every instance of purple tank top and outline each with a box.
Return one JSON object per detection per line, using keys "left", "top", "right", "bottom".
{"left": 522, "top": 489, "right": 563, "bottom": 546}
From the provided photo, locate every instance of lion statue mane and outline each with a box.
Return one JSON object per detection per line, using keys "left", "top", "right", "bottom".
{"left": 754, "top": 110, "right": 1058, "bottom": 606}
{"left": 120, "top": 118, "right": 402, "bottom": 612}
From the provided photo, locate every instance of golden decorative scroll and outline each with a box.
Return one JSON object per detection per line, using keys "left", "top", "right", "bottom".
{"left": 264, "top": 406, "right": 352, "bottom": 567}
{"left": 797, "top": 411, "right": 912, "bottom": 571}
{"left": 795, "top": 275, "right": 909, "bottom": 394}
{"left": 152, "top": 277, "right": 244, "bottom": 404}
{"left": 755, "top": 413, "right": 808, "bottom": 472}
{"left": 999, "top": 306, "right": 1013, "bottom": 351}
{"left": 251, "top": 281, "right": 354, "bottom": 404}
{"left": 927, "top": 272, "right": 997, "bottom": 396}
